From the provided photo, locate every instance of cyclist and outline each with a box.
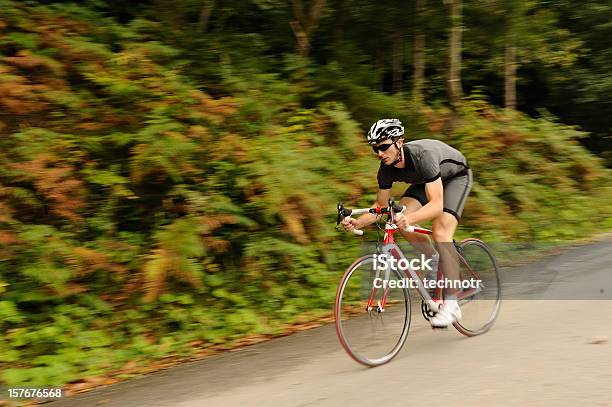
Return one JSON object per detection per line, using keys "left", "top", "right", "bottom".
{"left": 343, "top": 118, "right": 472, "bottom": 328}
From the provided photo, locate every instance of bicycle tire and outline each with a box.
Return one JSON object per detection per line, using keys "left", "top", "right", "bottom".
{"left": 452, "top": 238, "right": 502, "bottom": 336}
{"left": 335, "top": 255, "right": 411, "bottom": 367}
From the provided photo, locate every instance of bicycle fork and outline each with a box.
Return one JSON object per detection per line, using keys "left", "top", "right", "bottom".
{"left": 366, "top": 258, "right": 392, "bottom": 313}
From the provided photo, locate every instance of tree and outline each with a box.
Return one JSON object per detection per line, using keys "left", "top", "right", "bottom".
{"left": 289, "top": 0, "right": 327, "bottom": 57}
{"left": 446, "top": 0, "right": 463, "bottom": 109}
{"left": 392, "top": 31, "right": 405, "bottom": 93}
{"left": 198, "top": 0, "right": 215, "bottom": 32}
{"left": 413, "top": 0, "right": 426, "bottom": 104}
{"left": 501, "top": 0, "right": 530, "bottom": 110}
{"left": 503, "top": 1, "right": 519, "bottom": 110}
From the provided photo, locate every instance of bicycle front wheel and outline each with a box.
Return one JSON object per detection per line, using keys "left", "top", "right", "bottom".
{"left": 335, "top": 255, "right": 411, "bottom": 367}
{"left": 453, "top": 238, "right": 502, "bottom": 336}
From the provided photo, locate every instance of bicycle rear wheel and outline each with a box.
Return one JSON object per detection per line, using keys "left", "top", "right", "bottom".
{"left": 335, "top": 255, "right": 411, "bottom": 367}
{"left": 453, "top": 238, "right": 502, "bottom": 336}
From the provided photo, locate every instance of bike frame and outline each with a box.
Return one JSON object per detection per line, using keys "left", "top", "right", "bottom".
{"left": 373, "top": 222, "right": 443, "bottom": 313}
{"left": 347, "top": 206, "right": 482, "bottom": 314}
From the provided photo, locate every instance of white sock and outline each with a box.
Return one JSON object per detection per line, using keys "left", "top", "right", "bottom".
{"left": 445, "top": 295, "right": 458, "bottom": 306}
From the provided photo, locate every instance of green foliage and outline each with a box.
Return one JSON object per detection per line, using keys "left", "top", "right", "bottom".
{"left": 0, "top": 0, "right": 610, "bottom": 389}
{"left": 445, "top": 97, "right": 611, "bottom": 241}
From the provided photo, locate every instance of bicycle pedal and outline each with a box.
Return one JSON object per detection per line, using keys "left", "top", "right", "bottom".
{"left": 431, "top": 325, "right": 449, "bottom": 330}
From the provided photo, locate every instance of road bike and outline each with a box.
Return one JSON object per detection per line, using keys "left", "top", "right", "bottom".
{"left": 334, "top": 200, "right": 502, "bottom": 367}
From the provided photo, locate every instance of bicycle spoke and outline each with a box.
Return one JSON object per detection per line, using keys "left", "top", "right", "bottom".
{"left": 453, "top": 239, "right": 502, "bottom": 336}
{"left": 335, "top": 256, "right": 411, "bottom": 366}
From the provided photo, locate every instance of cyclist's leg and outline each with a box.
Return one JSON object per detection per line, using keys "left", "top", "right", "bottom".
{"left": 428, "top": 171, "right": 473, "bottom": 327}
{"left": 431, "top": 170, "right": 473, "bottom": 297}
{"left": 398, "top": 191, "right": 436, "bottom": 257}
{"left": 431, "top": 212, "right": 460, "bottom": 296}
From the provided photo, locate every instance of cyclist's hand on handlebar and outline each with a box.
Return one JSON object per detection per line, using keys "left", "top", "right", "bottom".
{"left": 395, "top": 209, "right": 411, "bottom": 230}
{"left": 342, "top": 217, "right": 360, "bottom": 233}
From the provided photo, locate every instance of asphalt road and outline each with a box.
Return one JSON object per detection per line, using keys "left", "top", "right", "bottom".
{"left": 49, "top": 238, "right": 612, "bottom": 407}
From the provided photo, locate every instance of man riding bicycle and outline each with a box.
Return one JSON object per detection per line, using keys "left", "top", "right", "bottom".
{"left": 343, "top": 118, "right": 473, "bottom": 328}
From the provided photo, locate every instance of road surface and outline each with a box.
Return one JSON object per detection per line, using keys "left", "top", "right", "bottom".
{"left": 50, "top": 239, "right": 612, "bottom": 406}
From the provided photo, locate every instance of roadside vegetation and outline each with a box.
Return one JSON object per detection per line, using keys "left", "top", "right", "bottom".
{"left": 0, "top": 1, "right": 610, "bottom": 388}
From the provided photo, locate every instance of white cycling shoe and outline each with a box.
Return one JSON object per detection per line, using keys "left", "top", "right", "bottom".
{"left": 430, "top": 300, "right": 462, "bottom": 328}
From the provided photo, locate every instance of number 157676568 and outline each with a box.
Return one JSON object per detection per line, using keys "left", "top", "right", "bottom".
{"left": 6, "top": 387, "right": 64, "bottom": 399}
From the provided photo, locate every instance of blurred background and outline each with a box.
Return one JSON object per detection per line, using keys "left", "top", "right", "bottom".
{"left": 0, "top": 0, "right": 610, "bottom": 390}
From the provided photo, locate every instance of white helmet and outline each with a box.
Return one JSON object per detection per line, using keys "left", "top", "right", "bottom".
{"left": 366, "top": 119, "right": 404, "bottom": 144}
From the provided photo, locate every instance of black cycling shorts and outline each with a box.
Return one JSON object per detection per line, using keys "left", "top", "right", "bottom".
{"left": 401, "top": 169, "right": 473, "bottom": 220}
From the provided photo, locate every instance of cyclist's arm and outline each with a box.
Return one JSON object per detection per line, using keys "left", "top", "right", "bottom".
{"left": 353, "top": 188, "right": 391, "bottom": 228}
{"left": 405, "top": 178, "right": 444, "bottom": 224}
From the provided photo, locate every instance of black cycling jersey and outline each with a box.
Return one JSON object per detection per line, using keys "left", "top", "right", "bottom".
{"left": 377, "top": 139, "right": 469, "bottom": 190}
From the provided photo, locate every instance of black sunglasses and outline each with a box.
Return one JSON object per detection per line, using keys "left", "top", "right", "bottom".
{"left": 372, "top": 142, "right": 394, "bottom": 153}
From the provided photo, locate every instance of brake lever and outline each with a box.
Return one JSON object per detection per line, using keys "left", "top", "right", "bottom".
{"left": 336, "top": 202, "right": 362, "bottom": 235}
{"left": 336, "top": 202, "right": 343, "bottom": 226}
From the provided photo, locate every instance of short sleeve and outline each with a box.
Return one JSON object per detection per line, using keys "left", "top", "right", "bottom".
{"left": 415, "top": 150, "right": 441, "bottom": 183}
{"left": 377, "top": 164, "right": 393, "bottom": 189}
